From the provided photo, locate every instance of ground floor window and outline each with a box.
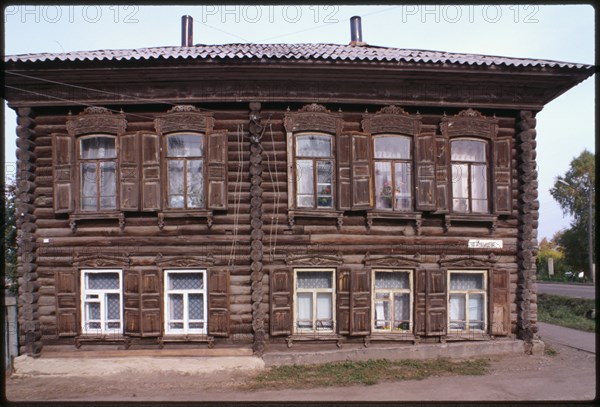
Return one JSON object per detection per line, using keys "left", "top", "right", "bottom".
{"left": 448, "top": 270, "right": 487, "bottom": 333}
{"left": 164, "top": 270, "right": 207, "bottom": 335}
{"left": 294, "top": 268, "right": 335, "bottom": 332}
{"left": 81, "top": 269, "right": 122, "bottom": 335}
{"left": 372, "top": 269, "right": 412, "bottom": 332}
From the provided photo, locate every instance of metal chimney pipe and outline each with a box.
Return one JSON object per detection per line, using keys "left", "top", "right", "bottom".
{"left": 350, "top": 16, "right": 363, "bottom": 44}
{"left": 181, "top": 15, "right": 193, "bottom": 47}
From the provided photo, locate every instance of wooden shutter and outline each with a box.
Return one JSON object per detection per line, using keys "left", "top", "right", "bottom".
{"left": 139, "top": 270, "right": 161, "bottom": 336}
{"left": 141, "top": 132, "right": 162, "bottom": 211}
{"left": 337, "top": 134, "right": 352, "bottom": 210}
{"left": 208, "top": 269, "right": 230, "bottom": 337}
{"left": 123, "top": 269, "right": 141, "bottom": 336}
{"left": 351, "top": 133, "right": 372, "bottom": 209}
{"left": 52, "top": 134, "right": 74, "bottom": 213}
{"left": 336, "top": 267, "right": 351, "bottom": 335}
{"left": 493, "top": 138, "right": 512, "bottom": 215}
{"left": 119, "top": 132, "right": 140, "bottom": 211}
{"left": 270, "top": 268, "right": 292, "bottom": 336}
{"left": 56, "top": 271, "right": 78, "bottom": 336}
{"left": 415, "top": 133, "right": 436, "bottom": 211}
{"left": 426, "top": 269, "right": 447, "bottom": 336}
{"left": 349, "top": 269, "right": 370, "bottom": 336}
{"left": 435, "top": 136, "right": 450, "bottom": 213}
{"left": 414, "top": 269, "right": 426, "bottom": 336}
{"left": 490, "top": 269, "right": 510, "bottom": 336}
{"left": 207, "top": 130, "right": 228, "bottom": 210}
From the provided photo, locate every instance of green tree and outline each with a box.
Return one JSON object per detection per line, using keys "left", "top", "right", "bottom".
{"left": 549, "top": 150, "right": 595, "bottom": 276}
{"left": 536, "top": 236, "right": 567, "bottom": 278}
{"left": 4, "top": 181, "right": 18, "bottom": 294}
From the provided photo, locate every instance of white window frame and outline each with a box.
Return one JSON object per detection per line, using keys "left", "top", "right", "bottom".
{"left": 80, "top": 269, "right": 123, "bottom": 335}
{"left": 293, "top": 268, "right": 336, "bottom": 333}
{"left": 371, "top": 269, "right": 413, "bottom": 333}
{"left": 293, "top": 132, "right": 335, "bottom": 210}
{"left": 163, "top": 269, "right": 208, "bottom": 335}
{"left": 372, "top": 134, "right": 414, "bottom": 212}
{"left": 447, "top": 269, "right": 488, "bottom": 333}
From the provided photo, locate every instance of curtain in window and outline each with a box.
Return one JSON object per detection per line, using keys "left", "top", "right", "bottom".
{"left": 394, "top": 293, "right": 410, "bottom": 323}
{"left": 296, "top": 135, "right": 332, "bottom": 157}
{"left": 316, "top": 293, "right": 333, "bottom": 329}
{"left": 450, "top": 274, "right": 484, "bottom": 290}
{"left": 99, "top": 162, "right": 116, "bottom": 209}
{"left": 297, "top": 272, "right": 332, "bottom": 289}
{"left": 81, "top": 163, "right": 98, "bottom": 210}
{"left": 297, "top": 292, "right": 312, "bottom": 328}
{"left": 168, "top": 160, "right": 185, "bottom": 208}
{"left": 470, "top": 164, "right": 488, "bottom": 212}
{"left": 375, "top": 272, "right": 409, "bottom": 289}
{"left": 374, "top": 136, "right": 410, "bottom": 159}
{"left": 81, "top": 137, "right": 116, "bottom": 159}
{"left": 450, "top": 140, "right": 485, "bottom": 162}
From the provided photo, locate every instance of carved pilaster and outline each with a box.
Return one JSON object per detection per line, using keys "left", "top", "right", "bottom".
{"left": 516, "top": 110, "right": 539, "bottom": 351}
{"left": 15, "top": 107, "right": 42, "bottom": 356}
{"left": 249, "top": 102, "right": 265, "bottom": 356}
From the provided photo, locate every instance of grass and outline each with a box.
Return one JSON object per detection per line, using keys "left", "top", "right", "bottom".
{"left": 243, "top": 358, "right": 489, "bottom": 390}
{"left": 544, "top": 344, "right": 558, "bottom": 356}
{"left": 537, "top": 293, "right": 596, "bottom": 332}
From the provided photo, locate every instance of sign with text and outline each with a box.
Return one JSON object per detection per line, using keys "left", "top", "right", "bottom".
{"left": 468, "top": 239, "right": 503, "bottom": 249}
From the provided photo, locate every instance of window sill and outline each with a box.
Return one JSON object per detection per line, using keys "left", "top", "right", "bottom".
{"left": 158, "top": 210, "right": 214, "bottom": 230}
{"left": 75, "top": 334, "right": 131, "bottom": 349}
{"left": 287, "top": 209, "right": 344, "bottom": 230}
{"left": 366, "top": 211, "right": 422, "bottom": 234}
{"left": 157, "top": 334, "right": 214, "bottom": 348}
{"left": 444, "top": 213, "right": 497, "bottom": 233}
{"left": 69, "top": 212, "right": 124, "bottom": 233}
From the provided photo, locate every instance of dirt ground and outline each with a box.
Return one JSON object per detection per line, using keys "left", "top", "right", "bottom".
{"left": 4, "top": 341, "right": 596, "bottom": 402}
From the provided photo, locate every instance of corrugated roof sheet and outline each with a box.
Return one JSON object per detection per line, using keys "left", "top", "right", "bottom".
{"left": 4, "top": 43, "right": 592, "bottom": 69}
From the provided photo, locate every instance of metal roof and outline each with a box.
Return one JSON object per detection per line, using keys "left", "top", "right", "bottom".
{"left": 4, "top": 43, "right": 592, "bottom": 70}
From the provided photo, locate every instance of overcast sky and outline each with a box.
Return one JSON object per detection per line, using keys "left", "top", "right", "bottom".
{"left": 3, "top": 4, "right": 595, "bottom": 241}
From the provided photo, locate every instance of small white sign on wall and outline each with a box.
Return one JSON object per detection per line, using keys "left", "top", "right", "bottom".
{"left": 468, "top": 239, "right": 503, "bottom": 249}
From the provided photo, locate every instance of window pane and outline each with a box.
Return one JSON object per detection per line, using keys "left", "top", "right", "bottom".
{"left": 375, "top": 161, "right": 393, "bottom": 209}
{"left": 106, "top": 294, "right": 120, "bottom": 320}
{"left": 374, "top": 300, "right": 390, "bottom": 329}
{"left": 452, "top": 164, "right": 469, "bottom": 212}
{"left": 297, "top": 272, "right": 332, "bottom": 289}
{"left": 80, "top": 136, "right": 116, "bottom": 159}
{"left": 296, "top": 159, "right": 314, "bottom": 207}
{"left": 169, "top": 294, "right": 184, "bottom": 320}
{"left": 375, "top": 272, "right": 409, "bottom": 289}
{"left": 374, "top": 136, "right": 411, "bottom": 159}
{"left": 316, "top": 160, "right": 333, "bottom": 208}
{"left": 188, "top": 294, "right": 204, "bottom": 320}
{"left": 394, "top": 162, "right": 412, "bottom": 211}
{"left": 469, "top": 294, "right": 484, "bottom": 322}
{"left": 450, "top": 273, "right": 484, "bottom": 290}
{"left": 169, "top": 273, "right": 203, "bottom": 290}
{"left": 81, "top": 163, "right": 97, "bottom": 210}
{"left": 87, "top": 302, "right": 100, "bottom": 320}
{"left": 87, "top": 321, "right": 101, "bottom": 330}
{"left": 107, "top": 322, "right": 121, "bottom": 330}
{"left": 449, "top": 294, "right": 466, "bottom": 321}
{"left": 316, "top": 293, "right": 333, "bottom": 328}
{"left": 167, "top": 134, "right": 203, "bottom": 157}
{"left": 168, "top": 160, "right": 185, "bottom": 208}
{"left": 187, "top": 159, "right": 204, "bottom": 208}
{"left": 296, "top": 135, "right": 332, "bottom": 157}
{"left": 394, "top": 293, "right": 410, "bottom": 325}
{"left": 87, "top": 273, "right": 119, "bottom": 290}
{"left": 170, "top": 322, "right": 184, "bottom": 330}
{"left": 99, "top": 162, "right": 116, "bottom": 209}
{"left": 471, "top": 164, "right": 488, "bottom": 213}
{"left": 297, "top": 292, "right": 312, "bottom": 328}
{"left": 451, "top": 140, "right": 486, "bottom": 162}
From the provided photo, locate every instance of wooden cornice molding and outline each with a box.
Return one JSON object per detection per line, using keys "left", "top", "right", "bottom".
{"left": 363, "top": 252, "right": 422, "bottom": 267}
{"left": 66, "top": 106, "right": 127, "bottom": 136}
{"left": 154, "top": 253, "right": 217, "bottom": 267}
{"left": 285, "top": 251, "right": 344, "bottom": 266}
{"left": 154, "top": 105, "right": 214, "bottom": 134}
{"left": 73, "top": 252, "right": 131, "bottom": 267}
{"left": 440, "top": 108, "right": 498, "bottom": 139}
{"left": 283, "top": 103, "right": 343, "bottom": 135}
{"left": 361, "top": 105, "right": 422, "bottom": 135}
{"left": 437, "top": 252, "right": 498, "bottom": 267}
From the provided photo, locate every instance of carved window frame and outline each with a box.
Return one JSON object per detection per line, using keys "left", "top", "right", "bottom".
{"left": 447, "top": 269, "right": 488, "bottom": 335}
{"left": 77, "top": 134, "right": 118, "bottom": 212}
{"left": 371, "top": 269, "right": 413, "bottom": 334}
{"left": 163, "top": 269, "right": 208, "bottom": 335}
{"left": 164, "top": 132, "right": 206, "bottom": 210}
{"left": 292, "top": 268, "right": 337, "bottom": 334}
{"left": 80, "top": 269, "right": 123, "bottom": 336}
{"left": 449, "top": 138, "right": 490, "bottom": 214}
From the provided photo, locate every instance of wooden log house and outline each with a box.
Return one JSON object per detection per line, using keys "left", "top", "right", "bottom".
{"left": 5, "top": 17, "right": 593, "bottom": 356}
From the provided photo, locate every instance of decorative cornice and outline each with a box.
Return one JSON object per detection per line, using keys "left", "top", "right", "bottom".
{"left": 154, "top": 106, "right": 214, "bottom": 134}
{"left": 73, "top": 252, "right": 131, "bottom": 267}
{"left": 438, "top": 253, "right": 497, "bottom": 267}
{"left": 361, "top": 105, "right": 421, "bottom": 135}
{"left": 440, "top": 108, "right": 498, "bottom": 139}
{"left": 154, "top": 253, "right": 216, "bottom": 267}
{"left": 298, "top": 103, "right": 329, "bottom": 113}
{"left": 285, "top": 252, "right": 344, "bottom": 266}
{"left": 66, "top": 106, "right": 127, "bottom": 136}
{"left": 363, "top": 252, "right": 421, "bottom": 267}
{"left": 283, "top": 103, "right": 342, "bottom": 134}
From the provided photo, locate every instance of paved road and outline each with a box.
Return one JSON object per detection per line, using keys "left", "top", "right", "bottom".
{"left": 537, "top": 282, "right": 595, "bottom": 299}
{"left": 537, "top": 322, "right": 596, "bottom": 353}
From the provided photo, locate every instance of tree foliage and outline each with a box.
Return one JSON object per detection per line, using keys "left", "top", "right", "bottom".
{"left": 4, "top": 181, "right": 18, "bottom": 294}
{"left": 549, "top": 150, "right": 596, "bottom": 272}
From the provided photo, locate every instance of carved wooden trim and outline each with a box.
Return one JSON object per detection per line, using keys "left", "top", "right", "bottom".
{"left": 440, "top": 108, "right": 498, "bottom": 139}
{"left": 361, "top": 105, "right": 422, "bottom": 135}
{"left": 73, "top": 252, "right": 131, "bottom": 267}
{"left": 437, "top": 253, "right": 497, "bottom": 267}
{"left": 283, "top": 103, "right": 343, "bottom": 134}
{"left": 363, "top": 252, "right": 422, "bottom": 267}
{"left": 154, "top": 105, "right": 215, "bottom": 134}
{"left": 154, "top": 253, "right": 216, "bottom": 267}
{"left": 66, "top": 106, "right": 127, "bottom": 136}
{"left": 285, "top": 252, "right": 344, "bottom": 266}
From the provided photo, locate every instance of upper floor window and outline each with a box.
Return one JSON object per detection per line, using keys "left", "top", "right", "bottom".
{"left": 373, "top": 135, "right": 413, "bottom": 211}
{"left": 79, "top": 135, "right": 117, "bottom": 211}
{"left": 166, "top": 133, "right": 205, "bottom": 209}
{"left": 295, "top": 134, "right": 334, "bottom": 209}
{"left": 451, "top": 139, "right": 488, "bottom": 213}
